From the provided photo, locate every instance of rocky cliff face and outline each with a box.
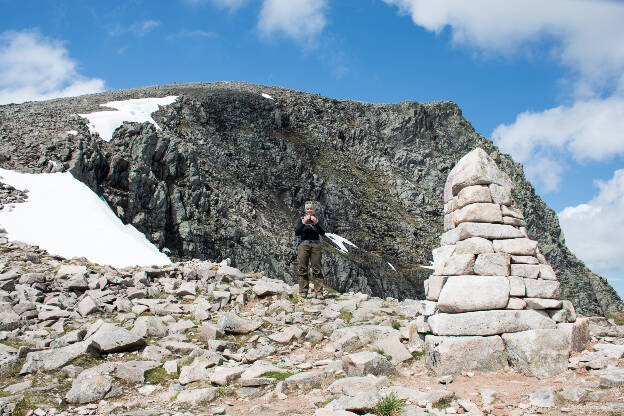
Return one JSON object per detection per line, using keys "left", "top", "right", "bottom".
{"left": 0, "top": 82, "right": 621, "bottom": 315}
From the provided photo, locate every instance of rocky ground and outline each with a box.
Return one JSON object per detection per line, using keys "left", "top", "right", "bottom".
{"left": 0, "top": 237, "right": 622, "bottom": 416}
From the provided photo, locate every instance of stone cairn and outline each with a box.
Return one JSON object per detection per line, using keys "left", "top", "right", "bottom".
{"left": 417, "top": 148, "right": 590, "bottom": 379}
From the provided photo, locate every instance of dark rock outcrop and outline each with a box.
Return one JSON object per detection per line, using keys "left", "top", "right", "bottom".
{"left": 0, "top": 81, "right": 621, "bottom": 315}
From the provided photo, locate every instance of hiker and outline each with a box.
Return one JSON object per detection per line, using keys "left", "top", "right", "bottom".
{"left": 295, "top": 200, "right": 326, "bottom": 299}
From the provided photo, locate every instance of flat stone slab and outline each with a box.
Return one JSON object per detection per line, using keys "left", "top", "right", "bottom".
{"left": 21, "top": 340, "right": 90, "bottom": 374}
{"left": 281, "top": 369, "right": 335, "bottom": 394}
{"left": 66, "top": 373, "right": 115, "bottom": 404}
{"left": 217, "top": 312, "right": 263, "bottom": 335}
{"left": 176, "top": 387, "right": 217, "bottom": 404}
{"left": 474, "top": 253, "right": 510, "bottom": 276}
{"left": 425, "top": 335, "right": 508, "bottom": 376}
{"left": 328, "top": 376, "right": 389, "bottom": 396}
{"left": 89, "top": 323, "right": 146, "bottom": 353}
{"left": 599, "top": 367, "right": 624, "bottom": 387}
{"left": 441, "top": 223, "right": 524, "bottom": 245}
{"left": 428, "top": 310, "right": 556, "bottom": 336}
{"left": 493, "top": 238, "right": 538, "bottom": 256}
{"left": 502, "top": 329, "right": 571, "bottom": 379}
{"left": 342, "top": 351, "right": 397, "bottom": 377}
{"left": 453, "top": 203, "right": 502, "bottom": 225}
{"left": 437, "top": 275, "right": 509, "bottom": 313}
{"left": 524, "top": 279, "right": 560, "bottom": 299}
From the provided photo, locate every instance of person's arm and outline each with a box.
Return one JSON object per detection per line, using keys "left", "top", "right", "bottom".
{"left": 315, "top": 220, "right": 326, "bottom": 236}
{"left": 295, "top": 218, "right": 304, "bottom": 236}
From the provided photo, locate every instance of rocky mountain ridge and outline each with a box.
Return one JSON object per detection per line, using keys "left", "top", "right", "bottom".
{"left": 0, "top": 81, "right": 621, "bottom": 315}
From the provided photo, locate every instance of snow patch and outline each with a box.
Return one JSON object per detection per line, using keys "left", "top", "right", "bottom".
{"left": 261, "top": 93, "right": 274, "bottom": 100}
{"left": 388, "top": 262, "right": 396, "bottom": 271}
{"left": 0, "top": 168, "right": 171, "bottom": 268}
{"left": 78, "top": 96, "right": 178, "bottom": 142}
{"left": 420, "top": 262, "right": 435, "bottom": 270}
{"left": 325, "top": 233, "right": 357, "bottom": 253}
{"left": 66, "top": 130, "right": 78, "bottom": 136}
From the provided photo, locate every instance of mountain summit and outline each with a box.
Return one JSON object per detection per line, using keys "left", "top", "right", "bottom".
{"left": 0, "top": 81, "right": 621, "bottom": 315}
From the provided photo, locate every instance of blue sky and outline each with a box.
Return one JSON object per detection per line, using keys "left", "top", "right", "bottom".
{"left": 1, "top": 0, "right": 624, "bottom": 297}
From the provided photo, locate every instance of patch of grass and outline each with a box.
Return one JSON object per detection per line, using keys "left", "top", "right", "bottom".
{"left": 0, "top": 340, "right": 34, "bottom": 349}
{"left": 260, "top": 371, "right": 294, "bottom": 381}
{"left": 339, "top": 311, "right": 353, "bottom": 323}
{"left": 11, "top": 397, "right": 33, "bottom": 416}
{"left": 179, "top": 357, "right": 194, "bottom": 368}
{"left": 0, "top": 391, "right": 11, "bottom": 398}
{"left": 432, "top": 395, "right": 454, "bottom": 410}
{"left": 139, "top": 311, "right": 154, "bottom": 317}
{"left": 145, "top": 367, "right": 177, "bottom": 383}
{"left": 374, "top": 393, "right": 405, "bottom": 416}
{"left": 391, "top": 320, "right": 401, "bottom": 330}
{"left": 315, "top": 397, "right": 335, "bottom": 408}
{"left": 289, "top": 294, "right": 304, "bottom": 304}
{"left": 607, "top": 312, "right": 624, "bottom": 325}
{"left": 411, "top": 350, "right": 425, "bottom": 360}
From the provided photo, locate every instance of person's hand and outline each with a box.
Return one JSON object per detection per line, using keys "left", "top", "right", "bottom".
{"left": 303, "top": 215, "right": 311, "bottom": 223}
{"left": 311, "top": 216, "right": 318, "bottom": 224}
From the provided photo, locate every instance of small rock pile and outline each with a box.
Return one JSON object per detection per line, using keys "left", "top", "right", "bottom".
{"left": 419, "top": 148, "right": 589, "bottom": 379}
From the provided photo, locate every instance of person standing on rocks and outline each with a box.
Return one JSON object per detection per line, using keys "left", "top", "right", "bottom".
{"left": 295, "top": 200, "right": 326, "bottom": 299}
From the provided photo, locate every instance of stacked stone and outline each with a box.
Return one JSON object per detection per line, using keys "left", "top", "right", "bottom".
{"left": 419, "top": 148, "right": 588, "bottom": 378}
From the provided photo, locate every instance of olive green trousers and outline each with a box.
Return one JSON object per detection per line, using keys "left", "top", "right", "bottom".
{"left": 297, "top": 242, "right": 323, "bottom": 297}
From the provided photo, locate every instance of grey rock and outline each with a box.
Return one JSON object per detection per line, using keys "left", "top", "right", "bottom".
{"left": 506, "top": 297, "right": 527, "bottom": 310}
{"left": 3, "top": 380, "right": 32, "bottom": 393}
{"left": 199, "top": 322, "right": 224, "bottom": 341}
{"left": 525, "top": 298, "right": 562, "bottom": 309}
{"left": 131, "top": 315, "right": 169, "bottom": 338}
{"left": 524, "top": 279, "right": 560, "bottom": 299}
{"left": 217, "top": 312, "right": 262, "bottom": 335}
{"left": 510, "top": 264, "right": 540, "bottom": 279}
{"left": 437, "top": 275, "right": 509, "bottom": 313}
{"left": 66, "top": 373, "right": 114, "bottom": 404}
{"left": 424, "top": 275, "right": 447, "bottom": 301}
{"left": 437, "top": 254, "right": 475, "bottom": 276}
{"left": 175, "top": 387, "right": 217, "bottom": 404}
{"left": 441, "top": 223, "right": 524, "bottom": 245}
{"left": 454, "top": 237, "right": 493, "bottom": 255}
{"left": 507, "top": 276, "right": 526, "bottom": 296}
{"left": 444, "top": 148, "right": 512, "bottom": 200}
{"left": 428, "top": 310, "right": 556, "bottom": 336}
{"left": 210, "top": 365, "right": 244, "bottom": 385}
{"left": 89, "top": 323, "right": 146, "bottom": 353}
{"left": 373, "top": 336, "right": 412, "bottom": 364}
{"left": 456, "top": 185, "right": 492, "bottom": 208}
{"left": 529, "top": 387, "right": 557, "bottom": 408}
{"left": 425, "top": 335, "right": 507, "bottom": 375}
{"left": 474, "top": 253, "right": 510, "bottom": 276}
{"left": 115, "top": 360, "right": 160, "bottom": 383}
{"left": 502, "top": 329, "right": 571, "bottom": 379}
{"left": 539, "top": 264, "right": 557, "bottom": 280}
{"left": 342, "top": 351, "right": 397, "bottom": 377}
{"left": 20, "top": 340, "right": 89, "bottom": 374}
{"left": 492, "top": 238, "right": 538, "bottom": 256}
{"left": 77, "top": 295, "right": 98, "bottom": 317}
{"left": 328, "top": 376, "right": 389, "bottom": 395}
{"left": 559, "top": 386, "right": 587, "bottom": 403}
{"left": 281, "top": 369, "right": 335, "bottom": 394}
{"left": 558, "top": 318, "right": 590, "bottom": 352}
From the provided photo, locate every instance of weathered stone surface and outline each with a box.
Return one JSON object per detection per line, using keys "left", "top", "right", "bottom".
{"left": 268, "top": 326, "right": 304, "bottom": 344}
{"left": 506, "top": 297, "right": 527, "bottom": 310}
{"left": 539, "top": 264, "right": 557, "bottom": 280}
{"left": 524, "top": 279, "right": 560, "bottom": 299}
{"left": 176, "top": 387, "right": 217, "bottom": 404}
{"left": 179, "top": 357, "right": 218, "bottom": 385}
{"left": 529, "top": 387, "right": 557, "bottom": 408}
{"left": 444, "top": 148, "right": 513, "bottom": 201}
{"left": 66, "top": 373, "right": 114, "bottom": 404}
{"left": 432, "top": 245, "right": 456, "bottom": 273}
{"left": 199, "top": 323, "right": 224, "bottom": 341}
{"left": 507, "top": 276, "right": 525, "bottom": 296}
{"left": 511, "top": 255, "right": 539, "bottom": 264}
{"left": 342, "top": 351, "right": 397, "bottom": 377}
{"left": 454, "top": 237, "right": 493, "bottom": 255}
{"left": 493, "top": 238, "right": 538, "bottom": 255}
{"left": 428, "top": 310, "right": 556, "bottom": 336}
{"left": 456, "top": 185, "right": 492, "bottom": 208}
{"left": 373, "top": 336, "right": 412, "bottom": 364}
{"left": 90, "top": 323, "right": 146, "bottom": 353}
{"left": 77, "top": 295, "right": 98, "bottom": 317}
{"left": 437, "top": 275, "right": 509, "bottom": 313}
{"left": 217, "top": 312, "right": 262, "bottom": 335}
{"left": 425, "top": 335, "right": 508, "bottom": 375}
{"left": 474, "top": 253, "right": 510, "bottom": 276}
{"left": 424, "top": 276, "right": 447, "bottom": 301}
{"left": 502, "top": 329, "right": 571, "bottom": 379}
{"left": 599, "top": 367, "right": 624, "bottom": 387}
{"left": 281, "top": 369, "right": 335, "bottom": 394}
{"left": 489, "top": 183, "right": 511, "bottom": 205}
{"left": 525, "top": 298, "right": 562, "bottom": 309}
{"left": 453, "top": 203, "right": 502, "bottom": 226}
{"left": 56, "top": 264, "right": 88, "bottom": 280}
{"left": 559, "top": 386, "right": 588, "bottom": 403}
{"left": 115, "top": 360, "right": 159, "bottom": 383}
{"left": 437, "top": 254, "right": 475, "bottom": 276}
{"left": 510, "top": 264, "right": 540, "bottom": 279}
{"left": 558, "top": 318, "right": 589, "bottom": 352}
{"left": 210, "top": 366, "right": 244, "bottom": 385}
{"left": 441, "top": 223, "right": 523, "bottom": 245}
{"left": 131, "top": 316, "right": 168, "bottom": 338}
{"left": 21, "top": 341, "right": 89, "bottom": 374}
{"left": 328, "top": 376, "right": 389, "bottom": 396}
{"left": 252, "top": 280, "right": 285, "bottom": 297}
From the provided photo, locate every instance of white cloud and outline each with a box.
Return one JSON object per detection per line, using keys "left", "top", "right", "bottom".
{"left": 380, "top": 0, "right": 624, "bottom": 94}
{"left": 492, "top": 94, "right": 624, "bottom": 191}
{"left": 109, "top": 20, "right": 161, "bottom": 38}
{"left": 558, "top": 169, "right": 624, "bottom": 277}
{"left": 0, "top": 30, "right": 104, "bottom": 105}
{"left": 258, "top": 0, "right": 328, "bottom": 43}
{"left": 184, "top": 0, "right": 248, "bottom": 11}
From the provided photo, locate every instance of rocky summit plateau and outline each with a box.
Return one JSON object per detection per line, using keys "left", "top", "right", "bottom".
{"left": 0, "top": 81, "right": 621, "bottom": 316}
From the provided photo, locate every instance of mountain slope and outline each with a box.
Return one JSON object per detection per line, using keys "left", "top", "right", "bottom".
{"left": 0, "top": 81, "right": 621, "bottom": 315}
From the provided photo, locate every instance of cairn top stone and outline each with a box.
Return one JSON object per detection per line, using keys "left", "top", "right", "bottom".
{"left": 444, "top": 148, "right": 513, "bottom": 202}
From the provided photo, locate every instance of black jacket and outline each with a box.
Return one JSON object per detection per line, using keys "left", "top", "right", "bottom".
{"left": 295, "top": 217, "right": 326, "bottom": 242}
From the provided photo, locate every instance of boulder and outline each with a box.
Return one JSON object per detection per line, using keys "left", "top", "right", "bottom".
{"left": 217, "top": 312, "right": 262, "bottom": 335}
{"left": 474, "top": 253, "right": 510, "bottom": 276}
{"left": 502, "top": 329, "right": 571, "bottom": 379}
{"left": 210, "top": 365, "right": 244, "bottom": 385}
{"left": 511, "top": 255, "right": 539, "bottom": 264}
{"left": 342, "top": 351, "right": 397, "bottom": 377}
{"left": 539, "top": 264, "right": 557, "bottom": 280}
{"left": 115, "top": 360, "right": 160, "bottom": 383}
{"left": 65, "top": 373, "right": 115, "bottom": 404}
{"left": 89, "top": 323, "right": 146, "bottom": 353}
{"left": 424, "top": 275, "right": 447, "bottom": 301}
{"left": 453, "top": 203, "right": 502, "bottom": 225}
{"left": 444, "top": 148, "right": 513, "bottom": 202}
{"left": 456, "top": 185, "right": 492, "bottom": 208}
{"left": 437, "top": 275, "right": 509, "bottom": 313}
{"left": 20, "top": 341, "right": 90, "bottom": 374}
{"left": 373, "top": 336, "right": 412, "bottom": 364}
{"left": 77, "top": 296, "right": 98, "bottom": 317}
{"left": 489, "top": 183, "right": 512, "bottom": 205}
{"left": 281, "top": 369, "right": 335, "bottom": 394}
{"left": 425, "top": 335, "right": 508, "bottom": 375}
{"left": 428, "top": 310, "right": 556, "bottom": 336}
{"left": 599, "top": 367, "right": 624, "bottom": 387}
{"left": 529, "top": 387, "right": 558, "bottom": 408}
{"left": 328, "top": 376, "right": 389, "bottom": 396}
{"left": 176, "top": 387, "right": 217, "bottom": 404}
{"left": 493, "top": 238, "right": 538, "bottom": 255}
{"left": 558, "top": 318, "right": 589, "bottom": 352}
{"left": 510, "top": 264, "right": 540, "bottom": 279}
{"left": 131, "top": 315, "right": 168, "bottom": 338}
{"left": 525, "top": 298, "right": 562, "bottom": 309}
{"left": 441, "top": 223, "right": 523, "bottom": 245}
{"left": 432, "top": 245, "right": 456, "bottom": 273}
{"left": 454, "top": 237, "right": 493, "bottom": 255}
{"left": 524, "top": 279, "right": 560, "bottom": 299}
{"left": 437, "top": 254, "right": 475, "bottom": 276}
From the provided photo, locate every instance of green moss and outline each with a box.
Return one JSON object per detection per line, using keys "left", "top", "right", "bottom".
{"left": 411, "top": 350, "right": 425, "bottom": 360}
{"left": 391, "top": 320, "right": 401, "bottom": 330}
{"left": 339, "top": 311, "right": 353, "bottom": 323}
{"left": 0, "top": 391, "right": 11, "bottom": 398}
{"left": 260, "top": 371, "right": 294, "bottom": 380}
{"left": 147, "top": 367, "right": 177, "bottom": 383}
{"left": 179, "top": 358, "right": 194, "bottom": 368}
{"left": 372, "top": 348, "right": 392, "bottom": 362}
{"left": 432, "top": 395, "right": 454, "bottom": 410}
{"left": 607, "top": 312, "right": 624, "bottom": 325}
{"left": 315, "top": 397, "right": 335, "bottom": 408}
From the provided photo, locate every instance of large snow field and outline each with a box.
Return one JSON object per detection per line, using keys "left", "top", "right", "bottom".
{"left": 78, "top": 96, "right": 178, "bottom": 141}
{"left": 0, "top": 168, "right": 171, "bottom": 268}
